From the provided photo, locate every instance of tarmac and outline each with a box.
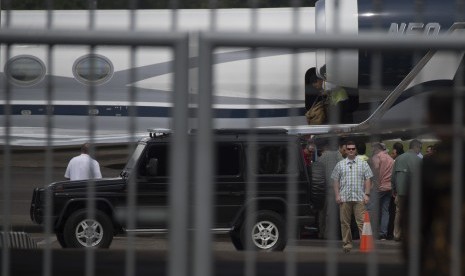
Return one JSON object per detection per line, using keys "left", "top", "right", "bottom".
{"left": 4, "top": 238, "right": 406, "bottom": 276}
{"left": 5, "top": 248, "right": 407, "bottom": 276}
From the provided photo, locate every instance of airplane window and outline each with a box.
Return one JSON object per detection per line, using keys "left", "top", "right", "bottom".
{"left": 72, "top": 54, "right": 114, "bottom": 85}
{"left": 5, "top": 55, "right": 46, "bottom": 86}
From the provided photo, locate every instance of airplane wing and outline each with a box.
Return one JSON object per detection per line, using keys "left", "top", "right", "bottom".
{"left": 261, "top": 122, "right": 431, "bottom": 141}
{"left": 260, "top": 124, "right": 358, "bottom": 135}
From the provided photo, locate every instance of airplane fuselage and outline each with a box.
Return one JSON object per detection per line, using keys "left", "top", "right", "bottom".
{"left": 1, "top": 1, "right": 464, "bottom": 145}
{"left": 0, "top": 8, "right": 316, "bottom": 145}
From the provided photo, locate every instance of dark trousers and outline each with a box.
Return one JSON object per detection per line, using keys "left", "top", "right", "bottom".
{"left": 387, "top": 196, "right": 396, "bottom": 238}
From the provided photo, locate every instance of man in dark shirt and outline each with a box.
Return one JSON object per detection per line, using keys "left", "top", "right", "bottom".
{"left": 415, "top": 94, "right": 465, "bottom": 276}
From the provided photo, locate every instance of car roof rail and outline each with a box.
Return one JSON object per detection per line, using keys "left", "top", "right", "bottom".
{"left": 189, "top": 128, "right": 288, "bottom": 135}
{"left": 147, "top": 128, "right": 172, "bottom": 138}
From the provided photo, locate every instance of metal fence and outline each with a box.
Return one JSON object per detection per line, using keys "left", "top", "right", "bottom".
{"left": 1, "top": 1, "right": 464, "bottom": 276}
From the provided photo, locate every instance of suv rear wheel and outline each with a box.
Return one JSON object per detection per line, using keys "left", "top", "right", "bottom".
{"left": 241, "top": 210, "right": 286, "bottom": 251}
{"left": 63, "top": 209, "right": 113, "bottom": 248}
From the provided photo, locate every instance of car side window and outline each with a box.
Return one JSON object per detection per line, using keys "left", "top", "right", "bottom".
{"left": 256, "top": 144, "right": 295, "bottom": 175}
{"left": 138, "top": 144, "right": 169, "bottom": 177}
{"left": 216, "top": 143, "right": 241, "bottom": 176}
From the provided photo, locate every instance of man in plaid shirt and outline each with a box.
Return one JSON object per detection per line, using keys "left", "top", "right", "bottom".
{"left": 331, "top": 140, "right": 373, "bottom": 253}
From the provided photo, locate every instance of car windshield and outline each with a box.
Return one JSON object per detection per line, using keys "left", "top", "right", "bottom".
{"left": 122, "top": 143, "right": 146, "bottom": 173}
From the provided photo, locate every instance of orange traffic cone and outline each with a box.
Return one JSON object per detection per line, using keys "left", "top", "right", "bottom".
{"left": 360, "top": 211, "right": 374, "bottom": 253}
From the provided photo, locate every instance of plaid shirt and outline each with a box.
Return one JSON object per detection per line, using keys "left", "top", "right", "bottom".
{"left": 331, "top": 157, "right": 373, "bottom": 202}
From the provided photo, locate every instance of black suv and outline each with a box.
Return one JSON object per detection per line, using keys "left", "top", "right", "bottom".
{"left": 30, "top": 128, "right": 323, "bottom": 251}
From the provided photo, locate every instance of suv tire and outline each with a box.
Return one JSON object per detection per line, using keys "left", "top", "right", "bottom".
{"left": 241, "top": 210, "right": 286, "bottom": 251}
{"left": 63, "top": 209, "right": 113, "bottom": 248}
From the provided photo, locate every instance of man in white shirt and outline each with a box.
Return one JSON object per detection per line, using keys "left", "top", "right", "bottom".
{"left": 65, "top": 143, "right": 102, "bottom": 181}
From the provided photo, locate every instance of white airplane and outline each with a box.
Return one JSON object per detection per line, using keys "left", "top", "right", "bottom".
{"left": 1, "top": 0, "right": 462, "bottom": 146}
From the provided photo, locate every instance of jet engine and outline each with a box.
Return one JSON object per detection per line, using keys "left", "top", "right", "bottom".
{"left": 315, "top": 0, "right": 459, "bottom": 89}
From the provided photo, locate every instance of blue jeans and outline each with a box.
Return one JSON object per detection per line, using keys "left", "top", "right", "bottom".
{"left": 378, "top": 191, "right": 392, "bottom": 237}
{"left": 367, "top": 190, "right": 392, "bottom": 238}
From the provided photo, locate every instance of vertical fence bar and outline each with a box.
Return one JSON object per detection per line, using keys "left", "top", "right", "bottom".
{"left": 451, "top": 3, "right": 464, "bottom": 276}
{"left": 1, "top": 6, "right": 11, "bottom": 275}
{"left": 367, "top": 51, "right": 381, "bottom": 276}
{"left": 42, "top": 2, "right": 54, "bottom": 275}
{"left": 209, "top": 0, "right": 217, "bottom": 32}
{"left": 168, "top": 4, "right": 188, "bottom": 276}
{"left": 367, "top": 1, "right": 383, "bottom": 275}
{"left": 0, "top": 0, "right": 12, "bottom": 276}
{"left": 451, "top": 50, "right": 463, "bottom": 276}
{"left": 1, "top": 42, "right": 11, "bottom": 276}
{"left": 244, "top": 52, "right": 258, "bottom": 276}
{"left": 194, "top": 32, "right": 214, "bottom": 276}
{"left": 125, "top": 45, "right": 137, "bottom": 276}
{"left": 85, "top": 2, "right": 97, "bottom": 275}
{"left": 170, "top": 0, "right": 178, "bottom": 31}
{"left": 244, "top": 1, "right": 258, "bottom": 276}
{"left": 286, "top": 2, "right": 301, "bottom": 275}
{"left": 409, "top": 3, "right": 425, "bottom": 275}
{"left": 285, "top": 48, "right": 299, "bottom": 276}
{"left": 125, "top": 2, "right": 137, "bottom": 276}
{"left": 169, "top": 34, "right": 189, "bottom": 276}
{"left": 42, "top": 44, "right": 54, "bottom": 276}
{"left": 326, "top": 2, "right": 340, "bottom": 275}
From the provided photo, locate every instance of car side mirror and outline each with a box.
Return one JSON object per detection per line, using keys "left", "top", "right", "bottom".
{"left": 146, "top": 158, "right": 158, "bottom": 177}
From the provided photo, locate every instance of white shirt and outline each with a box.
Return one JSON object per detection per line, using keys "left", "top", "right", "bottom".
{"left": 64, "top": 154, "right": 102, "bottom": 181}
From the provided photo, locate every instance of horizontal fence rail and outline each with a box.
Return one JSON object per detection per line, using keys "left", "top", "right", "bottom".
{"left": 1, "top": 29, "right": 465, "bottom": 49}
{"left": 0, "top": 29, "right": 187, "bottom": 46}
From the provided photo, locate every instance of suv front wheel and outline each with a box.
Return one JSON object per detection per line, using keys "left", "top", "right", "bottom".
{"left": 241, "top": 210, "right": 286, "bottom": 251}
{"left": 63, "top": 209, "right": 114, "bottom": 248}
